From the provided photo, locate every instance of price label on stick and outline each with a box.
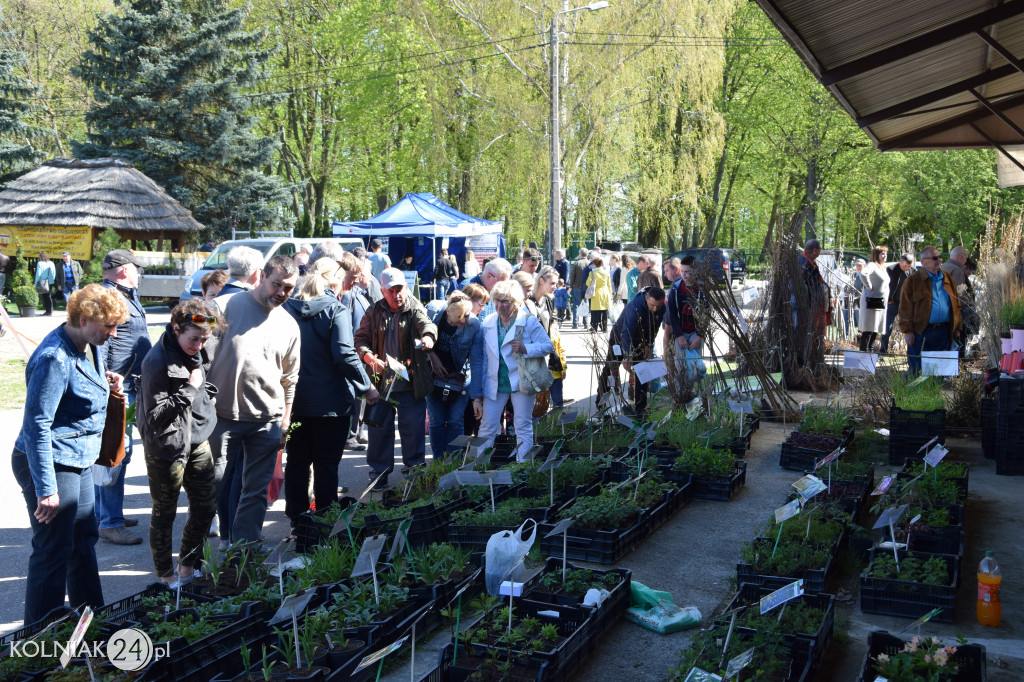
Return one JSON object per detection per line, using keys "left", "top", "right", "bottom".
{"left": 741, "top": 287, "right": 760, "bottom": 304}
{"left": 899, "top": 607, "right": 944, "bottom": 634}
{"left": 520, "top": 444, "right": 544, "bottom": 462}
{"left": 917, "top": 436, "right": 940, "bottom": 455}
{"left": 617, "top": 414, "right": 638, "bottom": 430}
{"left": 481, "top": 469, "right": 514, "bottom": 485}
{"left": 454, "top": 470, "right": 488, "bottom": 486}
{"left": 792, "top": 475, "right": 827, "bottom": 501}
{"left": 388, "top": 518, "right": 413, "bottom": 560}
{"left": 544, "top": 515, "right": 577, "bottom": 539}
{"left": 725, "top": 647, "right": 756, "bottom": 679}
{"left": 759, "top": 579, "right": 805, "bottom": 615}
{"left": 908, "top": 375, "right": 928, "bottom": 388}
{"left": 686, "top": 400, "right": 703, "bottom": 421}
{"left": 775, "top": 499, "right": 801, "bottom": 524}
{"left": 330, "top": 505, "right": 357, "bottom": 537}
{"left": 262, "top": 537, "right": 295, "bottom": 567}
{"left": 814, "top": 447, "right": 844, "bottom": 470}
{"left": 351, "top": 534, "right": 387, "bottom": 578}
{"left": 59, "top": 607, "right": 93, "bottom": 669}
{"left": 268, "top": 589, "right": 316, "bottom": 626}
{"left": 558, "top": 412, "right": 579, "bottom": 427}
{"left": 683, "top": 668, "right": 723, "bottom": 682}
{"left": 871, "top": 475, "right": 896, "bottom": 496}
{"left": 873, "top": 504, "right": 910, "bottom": 530}
{"left": 728, "top": 399, "right": 754, "bottom": 414}
{"left": 354, "top": 636, "right": 409, "bottom": 673}
{"left": 447, "top": 567, "right": 483, "bottom": 605}
{"left": 923, "top": 444, "right": 948, "bottom": 467}
{"left": 538, "top": 457, "right": 565, "bottom": 473}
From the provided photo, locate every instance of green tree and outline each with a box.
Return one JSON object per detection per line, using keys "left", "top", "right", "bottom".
{"left": 0, "top": 44, "right": 46, "bottom": 182}
{"left": 73, "top": 0, "right": 292, "bottom": 237}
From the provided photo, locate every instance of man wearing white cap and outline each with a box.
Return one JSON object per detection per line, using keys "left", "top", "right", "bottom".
{"left": 354, "top": 268, "right": 437, "bottom": 489}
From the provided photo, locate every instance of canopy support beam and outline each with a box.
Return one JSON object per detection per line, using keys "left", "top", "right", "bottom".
{"left": 969, "top": 88, "right": 1024, "bottom": 143}
{"left": 970, "top": 122, "right": 1024, "bottom": 175}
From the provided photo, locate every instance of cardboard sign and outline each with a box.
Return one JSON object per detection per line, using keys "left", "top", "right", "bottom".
{"left": 351, "top": 534, "right": 387, "bottom": 577}
{"left": 871, "top": 475, "right": 896, "bottom": 496}
{"left": 814, "top": 447, "right": 844, "bottom": 470}
{"left": 923, "top": 444, "right": 948, "bottom": 467}
{"left": 759, "top": 579, "right": 805, "bottom": 615}
{"left": 59, "top": 607, "right": 92, "bottom": 668}
{"left": 268, "top": 589, "right": 316, "bottom": 626}
{"left": 725, "top": 647, "right": 756, "bottom": 679}
{"left": 354, "top": 636, "right": 409, "bottom": 673}
{"left": 873, "top": 504, "right": 909, "bottom": 530}
{"left": 775, "top": 499, "right": 801, "bottom": 524}
{"left": 843, "top": 351, "right": 878, "bottom": 373}
{"left": 633, "top": 359, "right": 668, "bottom": 384}
{"left": 728, "top": 399, "right": 754, "bottom": 415}
{"left": 792, "top": 475, "right": 827, "bottom": 500}
{"left": 544, "top": 516, "right": 577, "bottom": 539}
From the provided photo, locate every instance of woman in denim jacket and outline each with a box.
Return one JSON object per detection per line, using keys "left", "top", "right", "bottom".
{"left": 426, "top": 292, "right": 485, "bottom": 459}
{"left": 12, "top": 284, "right": 128, "bottom": 624}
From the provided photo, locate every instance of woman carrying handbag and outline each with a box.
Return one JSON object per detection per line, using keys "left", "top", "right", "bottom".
{"left": 859, "top": 246, "right": 890, "bottom": 352}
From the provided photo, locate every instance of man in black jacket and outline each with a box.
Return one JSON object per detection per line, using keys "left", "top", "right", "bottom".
{"left": 597, "top": 287, "right": 666, "bottom": 414}
{"left": 879, "top": 253, "right": 913, "bottom": 353}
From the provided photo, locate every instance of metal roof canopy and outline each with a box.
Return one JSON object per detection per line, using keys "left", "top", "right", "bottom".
{"left": 754, "top": 0, "right": 1024, "bottom": 164}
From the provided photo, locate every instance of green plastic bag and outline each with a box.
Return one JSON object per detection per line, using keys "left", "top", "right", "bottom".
{"left": 624, "top": 581, "right": 701, "bottom": 634}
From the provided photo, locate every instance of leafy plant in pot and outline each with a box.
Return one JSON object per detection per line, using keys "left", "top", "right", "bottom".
{"left": 13, "top": 285, "right": 38, "bottom": 316}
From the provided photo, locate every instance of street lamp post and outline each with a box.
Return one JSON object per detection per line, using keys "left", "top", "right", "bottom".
{"left": 549, "top": 1, "right": 609, "bottom": 262}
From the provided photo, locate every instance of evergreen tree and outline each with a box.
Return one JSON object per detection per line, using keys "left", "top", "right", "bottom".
{"left": 72, "top": 0, "right": 292, "bottom": 237}
{"left": 0, "top": 44, "right": 46, "bottom": 183}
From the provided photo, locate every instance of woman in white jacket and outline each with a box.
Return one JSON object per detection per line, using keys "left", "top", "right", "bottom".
{"left": 858, "top": 245, "right": 890, "bottom": 351}
{"left": 476, "top": 280, "right": 555, "bottom": 461}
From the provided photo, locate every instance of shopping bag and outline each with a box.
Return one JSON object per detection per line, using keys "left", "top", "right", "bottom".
{"left": 484, "top": 519, "right": 537, "bottom": 596}
{"left": 267, "top": 448, "right": 285, "bottom": 504}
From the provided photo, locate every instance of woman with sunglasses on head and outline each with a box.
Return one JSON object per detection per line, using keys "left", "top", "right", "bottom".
{"left": 137, "top": 299, "right": 223, "bottom": 586}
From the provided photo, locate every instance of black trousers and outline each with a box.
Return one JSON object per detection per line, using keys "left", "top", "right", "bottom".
{"left": 284, "top": 415, "right": 351, "bottom": 523}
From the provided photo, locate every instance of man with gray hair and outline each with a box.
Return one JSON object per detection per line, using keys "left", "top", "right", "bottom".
{"left": 310, "top": 239, "right": 345, "bottom": 265}
{"left": 898, "top": 246, "right": 961, "bottom": 374}
{"left": 217, "top": 245, "right": 263, "bottom": 298}
{"left": 941, "top": 245, "right": 969, "bottom": 287}
{"left": 880, "top": 253, "right": 914, "bottom": 353}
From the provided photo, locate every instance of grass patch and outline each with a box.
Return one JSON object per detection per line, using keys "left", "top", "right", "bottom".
{"left": 0, "top": 358, "right": 28, "bottom": 407}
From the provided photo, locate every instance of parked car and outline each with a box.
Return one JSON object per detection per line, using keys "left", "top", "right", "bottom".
{"left": 668, "top": 247, "right": 736, "bottom": 287}
{"left": 179, "top": 237, "right": 362, "bottom": 301}
{"left": 721, "top": 248, "right": 747, "bottom": 286}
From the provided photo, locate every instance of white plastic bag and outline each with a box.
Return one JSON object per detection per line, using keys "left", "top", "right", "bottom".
{"left": 484, "top": 519, "right": 537, "bottom": 596}
{"left": 92, "top": 462, "right": 121, "bottom": 488}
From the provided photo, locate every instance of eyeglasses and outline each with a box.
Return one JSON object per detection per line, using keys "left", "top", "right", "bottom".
{"left": 189, "top": 314, "right": 217, "bottom": 325}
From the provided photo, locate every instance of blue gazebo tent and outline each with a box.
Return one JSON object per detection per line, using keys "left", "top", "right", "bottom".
{"left": 331, "top": 193, "right": 505, "bottom": 287}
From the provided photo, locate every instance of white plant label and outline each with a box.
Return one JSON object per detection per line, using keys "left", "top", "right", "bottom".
{"left": 775, "top": 499, "right": 801, "bottom": 524}
{"left": 741, "top": 287, "right": 760, "bottom": 304}
{"left": 871, "top": 475, "right": 896, "bottom": 496}
{"left": 59, "top": 607, "right": 93, "bottom": 669}
{"left": 268, "top": 589, "right": 316, "bottom": 626}
{"left": 728, "top": 399, "right": 754, "bottom": 414}
{"left": 351, "top": 534, "right": 387, "bottom": 578}
{"left": 354, "top": 636, "right": 409, "bottom": 673}
{"left": 725, "top": 647, "right": 755, "bottom": 678}
{"left": 873, "top": 504, "right": 909, "bottom": 530}
{"left": 792, "top": 475, "right": 827, "bottom": 500}
{"left": 814, "top": 447, "right": 844, "bottom": 469}
{"left": 759, "top": 579, "right": 804, "bottom": 615}
{"left": 684, "top": 668, "right": 723, "bottom": 682}
{"left": 613, "top": 344, "right": 622, "bottom": 356}
{"left": 923, "top": 444, "right": 948, "bottom": 467}
{"left": 917, "top": 436, "right": 940, "bottom": 454}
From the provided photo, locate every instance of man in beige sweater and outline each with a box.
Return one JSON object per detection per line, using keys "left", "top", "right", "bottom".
{"left": 208, "top": 255, "right": 301, "bottom": 545}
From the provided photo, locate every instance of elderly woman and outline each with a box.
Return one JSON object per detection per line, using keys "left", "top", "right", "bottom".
{"left": 283, "top": 258, "right": 377, "bottom": 529}
{"left": 512, "top": 271, "right": 536, "bottom": 315}
{"left": 533, "top": 266, "right": 569, "bottom": 408}
{"left": 12, "top": 284, "right": 128, "bottom": 623}
{"left": 426, "top": 292, "right": 485, "bottom": 458}
{"left": 859, "top": 246, "right": 890, "bottom": 352}
{"left": 586, "top": 257, "right": 613, "bottom": 332}
{"left": 137, "top": 299, "right": 223, "bottom": 585}
{"left": 477, "top": 281, "right": 554, "bottom": 461}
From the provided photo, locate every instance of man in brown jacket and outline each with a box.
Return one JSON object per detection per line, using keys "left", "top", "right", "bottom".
{"left": 355, "top": 267, "right": 437, "bottom": 489}
{"left": 898, "top": 246, "right": 961, "bottom": 374}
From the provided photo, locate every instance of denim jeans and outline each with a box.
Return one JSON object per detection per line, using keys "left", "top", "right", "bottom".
{"left": 907, "top": 324, "right": 951, "bottom": 374}
{"left": 879, "top": 304, "right": 899, "bottom": 353}
{"left": 426, "top": 390, "right": 470, "bottom": 459}
{"left": 284, "top": 416, "right": 351, "bottom": 523}
{"left": 550, "top": 378, "right": 564, "bottom": 406}
{"left": 209, "top": 418, "right": 282, "bottom": 544}
{"left": 367, "top": 391, "right": 426, "bottom": 477}
{"left": 95, "top": 393, "right": 135, "bottom": 530}
{"left": 13, "top": 450, "right": 104, "bottom": 624}
{"left": 571, "top": 290, "right": 585, "bottom": 327}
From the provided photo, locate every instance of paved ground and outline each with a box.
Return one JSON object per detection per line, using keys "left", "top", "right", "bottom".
{"left": 1, "top": 303, "right": 1022, "bottom": 681}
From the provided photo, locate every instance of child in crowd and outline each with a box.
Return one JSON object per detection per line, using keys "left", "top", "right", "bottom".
{"left": 554, "top": 279, "right": 569, "bottom": 328}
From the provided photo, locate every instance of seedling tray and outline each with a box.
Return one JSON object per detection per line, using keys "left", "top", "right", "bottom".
{"left": 860, "top": 549, "right": 959, "bottom": 623}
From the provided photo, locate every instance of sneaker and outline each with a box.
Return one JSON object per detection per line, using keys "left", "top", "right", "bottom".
{"left": 208, "top": 516, "right": 219, "bottom": 538}
{"left": 357, "top": 434, "right": 369, "bottom": 444}
{"left": 124, "top": 518, "right": 139, "bottom": 527}
{"left": 368, "top": 473, "right": 389, "bottom": 491}
{"left": 345, "top": 438, "right": 366, "bottom": 451}
{"left": 99, "top": 526, "right": 142, "bottom": 545}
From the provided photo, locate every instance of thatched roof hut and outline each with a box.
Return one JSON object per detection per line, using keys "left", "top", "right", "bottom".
{"left": 0, "top": 158, "right": 202, "bottom": 256}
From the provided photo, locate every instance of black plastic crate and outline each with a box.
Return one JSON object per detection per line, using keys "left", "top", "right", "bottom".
{"left": 860, "top": 549, "right": 959, "bottom": 623}
{"left": 724, "top": 584, "right": 834, "bottom": 671}
{"left": 907, "top": 526, "right": 964, "bottom": 557}
{"left": 981, "top": 398, "right": 997, "bottom": 460}
{"left": 538, "top": 514, "right": 647, "bottom": 564}
{"left": 995, "top": 436, "right": 1024, "bottom": 475}
{"left": 526, "top": 559, "right": 630, "bottom": 640}
{"left": 898, "top": 459, "right": 969, "bottom": 500}
{"left": 779, "top": 433, "right": 844, "bottom": 472}
{"left": 997, "top": 375, "right": 1024, "bottom": 413}
{"left": 420, "top": 642, "right": 549, "bottom": 682}
{"left": 729, "top": 426, "right": 754, "bottom": 459}
{"left": 888, "top": 405, "right": 946, "bottom": 464}
{"left": 858, "top": 631, "right": 986, "bottom": 682}
{"left": 666, "top": 460, "right": 746, "bottom": 501}
{"left": 736, "top": 529, "right": 845, "bottom": 595}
